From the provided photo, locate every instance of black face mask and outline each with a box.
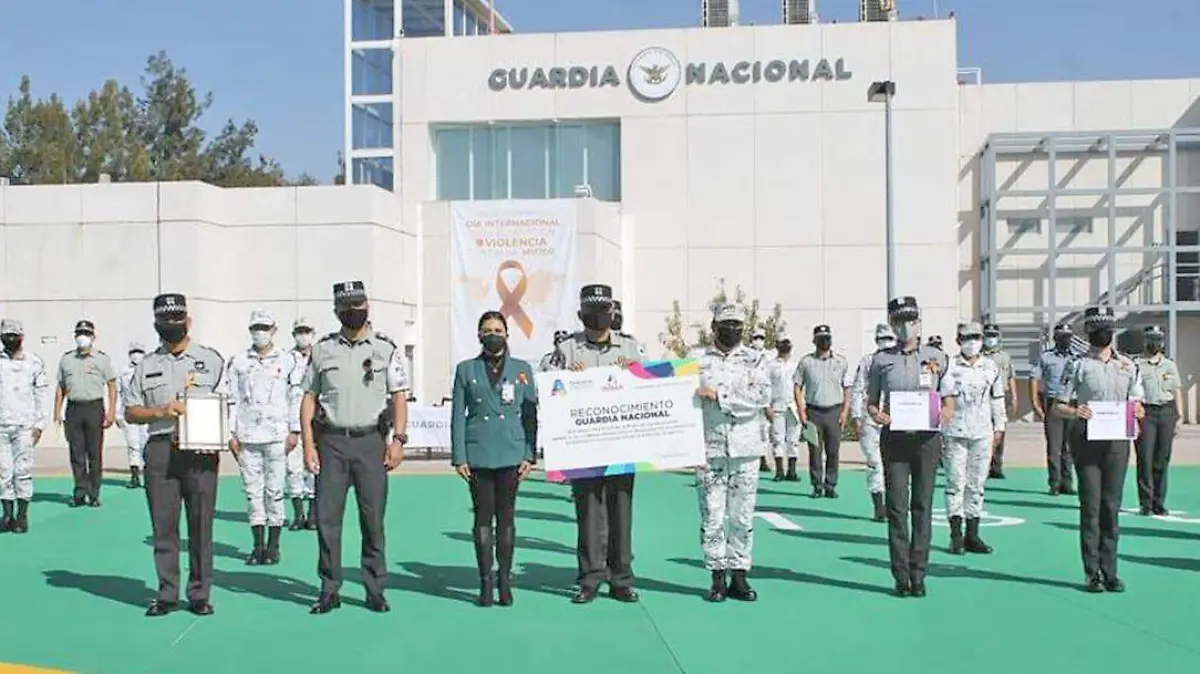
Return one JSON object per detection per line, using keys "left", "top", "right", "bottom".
{"left": 480, "top": 334, "right": 507, "bottom": 355}
{"left": 1, "top": 335, "right": 21, "bottom": 353}
{"left": 580, "top": 311, "right": 613, "bottom": 332}
{"left": 815, "top": 335, "right": 832, "bottom": 350}
{"left": 337, "top": 308, "right": 369, "bottom": 330}
{"left": 714, "top": 325, "right": 742, "bottom": 348}
{"left": 1087, "top": 329, "right": 1114, "bottom": 348}
{"left": 777, "top": 345, "right": 792, "bottom": 357}
{"left": 155, "top": 321, "right": 188, "bottom": 345}
{"left": 1054, "top": 334, "right": 1073, "bottom": 350}
{"left": 1146, "top": 340, "right": 1164, "bottom": 354}
{"left": 611, "top": 314, "right": 624, "bottom": 332}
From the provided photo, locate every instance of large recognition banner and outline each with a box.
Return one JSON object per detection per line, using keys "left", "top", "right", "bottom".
{"left": 537, "top": 360, "right": 706, "bottom": 481}
{"left": 449, "top": 200, "right": 578, "bottom": 366}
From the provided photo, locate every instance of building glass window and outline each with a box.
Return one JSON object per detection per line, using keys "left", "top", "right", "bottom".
{"left": 352, "top": 102, "right": 393, "bottom": 150}
{"left": 403, "top": 0, "right": 446, "bottom": 37}
{"left": 352, "top": 0, "right": 394, "bottom": 41}
{"left": 434, "top": 122, "right": 621, "bottom": 201}
{"left": 352, "top": 48, "right": 392, "bottom": 95}
{"left": 353, "top": 156, "right": 395, "bottom": 192}
{"left": 453, "top": 0, "right": 467, "bottom": 35}
{"left": 1005, "top": 216, "right": 1094, "bottom": 235}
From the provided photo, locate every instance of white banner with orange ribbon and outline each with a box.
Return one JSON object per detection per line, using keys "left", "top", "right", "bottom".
{"left": 449, "top": 199, "right": 579, "bottom": 367}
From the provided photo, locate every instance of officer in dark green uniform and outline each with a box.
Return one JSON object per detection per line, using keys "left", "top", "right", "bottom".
{"left": 123, "top": 294, "right": 225, "bottom": 617}
{"left": 301, "top": 281, "right": 410, "bottom": 615}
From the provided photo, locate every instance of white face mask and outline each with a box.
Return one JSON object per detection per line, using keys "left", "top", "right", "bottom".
{"left": 961, "top": 339, "right": 983, "bottom": 358}
{"left": 75, "top": 334, "right": 93, "bottom": 349}
{"left": 250, "top": 330, "right": 273, "bottom": 348}
{"left": 983, "top": 336, "right": 999, "bottom": 349}
{"left": 751, "top": 338, "right": 765, "bottom": 350}
{"left": 876, "top": 338, "right": 896, "bottom": 351}
{"left": 130, "top": 352, "right": 144, "bottom": 365}
{"left": 294, "top": 333, "right": 314, "bottom": 349}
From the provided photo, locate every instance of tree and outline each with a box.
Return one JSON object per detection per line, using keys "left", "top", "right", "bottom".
{"left": 658, "top": 278, "right": 787, "bottom": 358}
{"left": 0, "top": 52, "right": 310, "bottom": 187}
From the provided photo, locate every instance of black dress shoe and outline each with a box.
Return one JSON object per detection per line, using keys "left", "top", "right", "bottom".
{"left": 825, "top": 487, "right": 838, "bottom": 499}
{"left": 70, "top": 497, "right": 86, "bottom": 508}
{"left": 145, "top": 600, "right": 177, "bottom": 617}
{"left": 310, "top": 594, "right": 342, "bottom": 614}
{"left": 1152, "top": 505, "right": 1169, "bottom": 516}
{"left": 608, "top": 587, "right": 639, "bottom": 603}
{"left": 1139, "top": 506, "right": 1152, "bottom": 516}
{"left": 365, "top": 596, "right": 391, "bottom": 613}
{"left": 88, "top": 497, "right": 101, "bottom": 508}
{"left": 571, "top": 587, "right": 598, "bottom": 604}
{"left": 1085, "top": 576, "right": 1105, "bottom": 593}
{"left": 1104, "top": 577, "right": 1126, "bottom": 593}
{"left": 810, "top": 488, "right": 824, "bottom": 498}
{"left": 188, "top": 601, "right": 214, "bottom": 616}
{"left": 910, "top": 580, "right": 926, "bottom": 597}
{"left": 497, "top": 577, "right": 513, "bottom": 607}
{"left": 1048, "top": 486, "right": 1060, "bottom": 496}
{"left": 892, "top": 581, "right": 911, "bottom": 597}
{"left": 1060, "top": 485, "right": 1075, "bottom": 496}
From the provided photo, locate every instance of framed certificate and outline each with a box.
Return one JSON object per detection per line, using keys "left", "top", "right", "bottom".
{"left": 177, "top": 391, "right": 229, "bottom": 452}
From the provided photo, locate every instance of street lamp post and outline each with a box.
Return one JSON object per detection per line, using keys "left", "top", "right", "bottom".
{"left": 868, "top": 80, "right": 897, "bottom": 302}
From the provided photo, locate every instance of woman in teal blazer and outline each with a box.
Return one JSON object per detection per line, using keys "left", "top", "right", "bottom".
{"left": 451, "top": 310, "right": 537, "bottom": 607}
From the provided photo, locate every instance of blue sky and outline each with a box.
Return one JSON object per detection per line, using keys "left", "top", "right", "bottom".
{"left": 1, "top": 0, "right": 1197, "bottom": 181}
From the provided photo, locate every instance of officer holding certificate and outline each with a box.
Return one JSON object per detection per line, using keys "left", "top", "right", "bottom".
{"left": 1053, "top": 306, "right": 1145, "bottom": 593}
{"left": 866, "top": 296, "right": 953, "bottom": 598}
{"left": 122, "top": 293, "right": 225, "bottom": 618}
{"left": 554, "top": 283, "right": 642, "bottom": 605}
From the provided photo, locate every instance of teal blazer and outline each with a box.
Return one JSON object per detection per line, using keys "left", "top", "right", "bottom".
{"left": 450, "top": 354, "right": 538, "bottom": 469}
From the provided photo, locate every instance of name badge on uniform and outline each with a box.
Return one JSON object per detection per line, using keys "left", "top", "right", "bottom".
{"left": 501, "top": 382, "right": 515, "bottom": 404}
{"left": 919, "top": 373, "right": 933, "bottom": 390}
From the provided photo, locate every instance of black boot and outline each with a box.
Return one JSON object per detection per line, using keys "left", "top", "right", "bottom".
{"left": 785, "top": 457, "right": 799, "bottom": 481}
{"left": 496, "top": 523, "right": 515, "bottom": 606}
{"left": 12, "top": 499, "right": 29, "bottom": 534}
{"left": 948, "top": 516, "right": 965, "bottom": 555}
{"left": 759, "top": 457, "right": 769, "bottom": 472}
{"left": 474, "top": 525, "right": 496, "bottom": 607}
{"left": 289, "top": 498, "right": 305, "bottom": 531}
{"left": 128, "top": 467, "right": 141, "bottom": 489}
{"left": 304, "top": 499, "right": 318, "bottom": 530}
{"left": 246, "top": 525, "right": 265, "bottom": 565}
{"left": 772, "top": 458, "right": 785, "bottom": 481}
{"left": 965, "top": 518, "right": 993, "bottom": 554}
{"left": 706, "top": 570, "right": 727, "bottom": 602}
{"left": 871, "top": 492, "right": 886, "bottom": 522}
{"left": 0, "top": 500, "right": 14, "bottom": 533}
{"left": 727, "top": 570, "right": 757, "bottom": 601}
{"left": 263, "top": 526, "right": 282, "bottom": 564}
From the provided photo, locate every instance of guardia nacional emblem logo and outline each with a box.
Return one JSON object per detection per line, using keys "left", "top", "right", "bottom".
{"left": 627, "top": 47, "right": 681, "bottom": 102}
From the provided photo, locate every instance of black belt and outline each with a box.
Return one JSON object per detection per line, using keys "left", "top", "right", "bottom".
{"left": 806, "top": 404, "right": 840, "bottom": 412}
{"left": 321, "top": 425, "right": 379, "bottom": 438}
{"left": 67, "top": 399, "right": 103, "bottom": 405}
{"left": 1145, "top": 402, "right": 1171, "bottom": 408}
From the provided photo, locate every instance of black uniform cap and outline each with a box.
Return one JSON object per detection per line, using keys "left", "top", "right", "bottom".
{"left": 553, "top": 330, "right": 570, "bottom": 344}
{"left": 1144, "top": 325, "right": 1165, "bottom": 338}
{"left": 813, "top": 324, "right": 831, "bottom": 336}
{"left": 928, "top": 335, "right": 944, "bottom": 348}
{"left": 983, "top": 322, "right": 1001, "bottom": 335}
{"left": 580, "top": 284, "right": 613, "bottom": 307}
{"left": 153, "top": 294, "right": 187, "bottom": 319}
{"left": 1083, "top": 306, "right": 1116, "bottom": 330}
{"left": 74, "top": 319, "right": 96, "bottom": 334}
{"left": 1053, "top": 323, "right": 1073, "bottom": 335}
{"left": 887, "top": 296, "right": 920, "bottom": 320}
{"left": 333, "top": 281, "right": 367, "bottom": 305}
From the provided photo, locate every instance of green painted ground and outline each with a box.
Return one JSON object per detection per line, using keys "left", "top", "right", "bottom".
{"left": 1, "top": 468, "right": 1199, "bottom": 674}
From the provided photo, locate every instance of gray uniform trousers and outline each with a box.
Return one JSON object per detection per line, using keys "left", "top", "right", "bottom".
{"left": 881, "top": 428, "right": 941, "bottom": 584}
{"left": 144, "top": 434, "right": 220, "bottom": 603}
{"left": 1043, "top": 399, "right": 1075, "bottom": 489}
{"left": 572, "top": 473, "right": 635, "bottom": 591}
{"left": 315, "top": 430, "right": 389, "bottom": 598}
{"left": 1134, "top": 403, "right": 1177, "bottom": 510}
{"left": 65, "top": 399, "right": 105, "bottom": 501}
{"left": 1071, "top": 429, "right": 1130, "bottom": 580}
{"left": 806, "top": 405, "right": 842, "bottom": 489}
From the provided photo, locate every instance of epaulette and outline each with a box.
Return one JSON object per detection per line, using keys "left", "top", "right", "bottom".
{"left": 375, "top": 331, "right": 396, "bottom": 346}
{"left": 200, "top": 344, "right": 223, "bottom": 362}
{"left": 617, "top": 331, "right": 634, "bottom": 339}
{"left": 318, "top": 331, "right": 339, "bottom": 343}
{"left": 94, "top": 349, "right": 107, "bottom": 356}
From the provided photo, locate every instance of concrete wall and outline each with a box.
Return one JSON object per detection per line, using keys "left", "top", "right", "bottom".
{"left": 0, "top": 181, "right": 412, "bottom": 447}
{"left": 398, "top": 19, "right": 963, "bottom": 366}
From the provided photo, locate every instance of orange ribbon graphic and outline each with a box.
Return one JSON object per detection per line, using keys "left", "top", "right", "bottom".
{"left": 496, "top": 260, "right": 534, "bottom": 338}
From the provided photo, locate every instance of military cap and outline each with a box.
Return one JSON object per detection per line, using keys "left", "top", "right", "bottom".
{"left": 874, "top": 323, "right": 895, "bottom": 339}
{"left": 928, "top": 335, "right": 944, "bottom": 348}
{"left": 333, "top": 280, "right": 367, "bottom": 305}
{"left": 0, "top": 318, "right": 23, "bottom": 336}
{"left": 1083, "top": 306, "right": 1116, "bottom": 329}
{"left": 713, "top": 303, "right": 746, "bottom": 323}
{"left": 983, "top": 322, "right": 1001, "bottom": 335}
{"left": 293, "top": 316, "right": 315, "bottom": 331}
{"left": 887, "top": 296, "right": 920, "bottom": 319}
{"left": 957, "top": 321, "right": 984, "bottom": 338}
{"left": 1144, "top": 325, "right": 1165, "bottom": 338}
{"left": 552, "top": 329, "right": 570, "bottom": 344}
{"left": 248, "top": 308, "right": 276, "bottom": 327}
{"left": 128, "top": 341, "right": 146, "bottom": 353}
{"left": 74, "top": 319, "right": 96, "bottom": 334}
{"left": 153, "top": 293, "right": 187, "bottom": 318}
{"left": 776, "top": 332, "right": 792, "bottom": 344}
{"left": 813, "top": 324, "right": 831, "bottom": 337}
{"left": 580, "top": 284, "right": 613, "bottom": 306}
{"left": 1053, "top": 323, "right": 1073, "bottom": 335}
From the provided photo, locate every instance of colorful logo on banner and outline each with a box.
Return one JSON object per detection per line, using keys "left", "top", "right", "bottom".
{"left": 545, "top": 359, "right": 700, "bottom": 483}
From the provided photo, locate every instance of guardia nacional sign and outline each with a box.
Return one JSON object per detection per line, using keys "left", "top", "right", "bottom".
{"left": 488, "top": 46, "right": 853, "bottom": 102}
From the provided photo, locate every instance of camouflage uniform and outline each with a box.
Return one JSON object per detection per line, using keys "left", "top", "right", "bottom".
{"left": 0, "top": 318, "right": 49, "bottom": 532}
{"left": 695, "top": 305, "right": 772, "bottom": 579}
{"left": 941, "top": 322, "right": 1006, "bottom": 554}
{"left": 850, "top": 324, "right": 894, "bottom": 520}
{"left": 766, "top": 346, "right": 801, "bottom": 462}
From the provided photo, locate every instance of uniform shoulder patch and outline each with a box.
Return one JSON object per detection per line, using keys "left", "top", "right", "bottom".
{"left": 318, "top": 332, "right": 339, "bottom": 344}
{"left": 201, "top": 344, "right": 223, "bottom": 362}
{"left": 375, "top": 331, "right": 395, "bottom": 345}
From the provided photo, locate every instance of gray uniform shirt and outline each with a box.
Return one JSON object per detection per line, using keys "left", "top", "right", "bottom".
{"left": 984, "top": 348, "right": 1015, "bottom": 391}
{"left": 123, "top": 342, "right": 225, "bottom": 438}
{"left": 57, "top": 349, "right": 116, "bottom": 401}
{"left": 1058, "top": 350, "right": 1145, "bottom": 405}
{"left": 301, "top": 329, "right": 410, "bottom": 429}
{"left": 552, "top": 331, "right": 641, "bottom": 370}
{"left": 794, "top": 351, "right": 851, "bottom": 408}
{"left": 867, "top": 344, "right": 952, "bottom": 420}
{"left": 1135, "top": 355, "right": 1180, "bottom": 406}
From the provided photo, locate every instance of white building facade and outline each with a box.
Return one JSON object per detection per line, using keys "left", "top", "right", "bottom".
{"left": 4, "top": 17, "right": 1200, "bottom": 418}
